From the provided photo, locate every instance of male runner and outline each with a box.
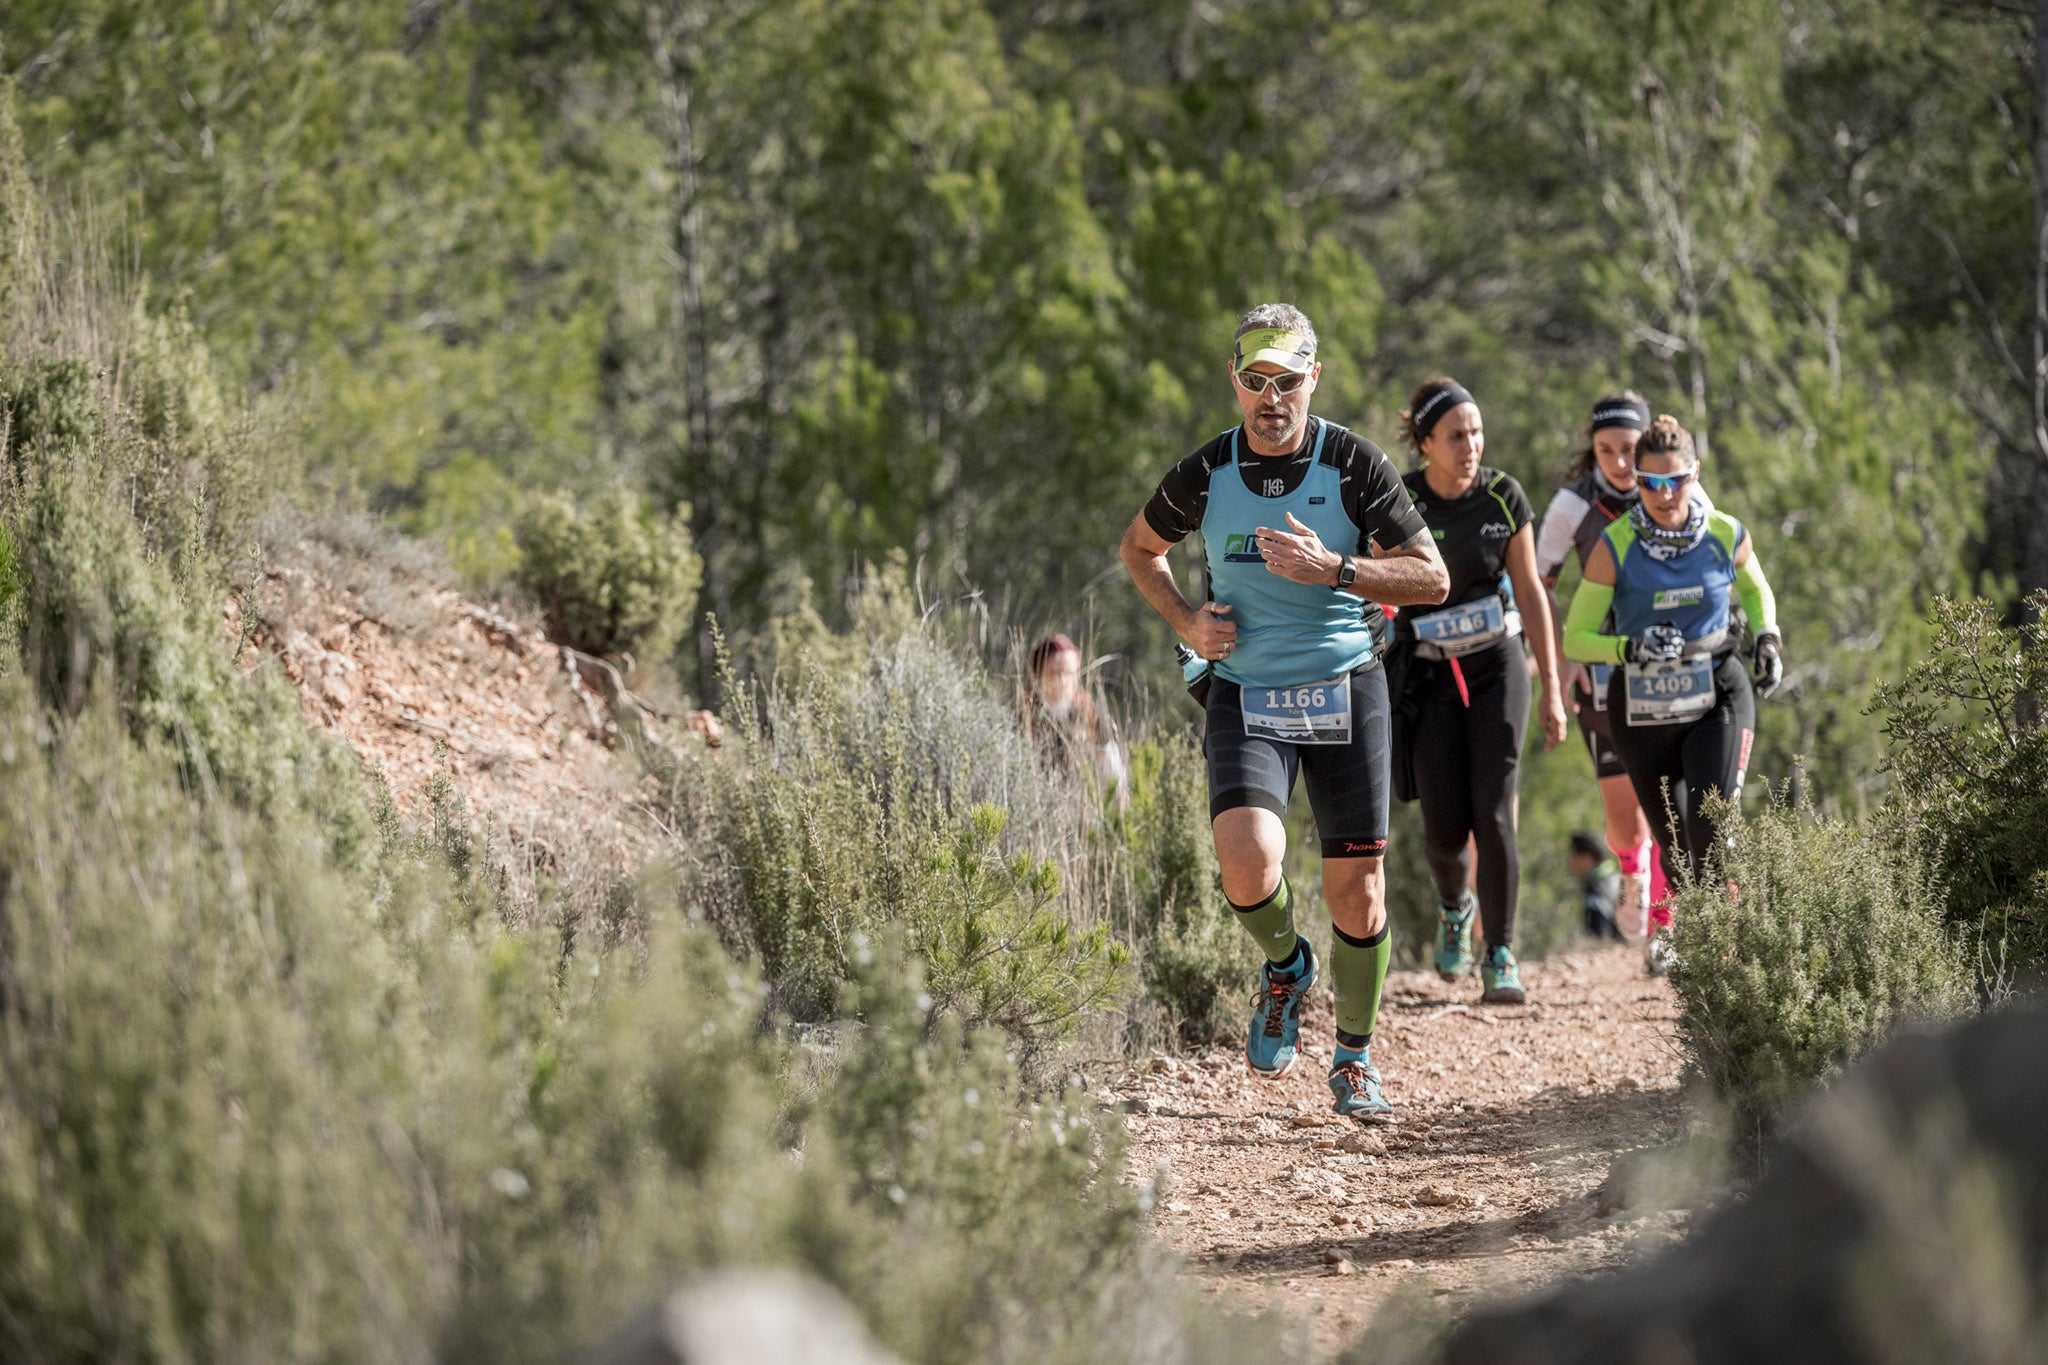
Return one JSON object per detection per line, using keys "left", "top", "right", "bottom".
{"left": 1119, "top": 304, "right": 1448, "bottom": 1121}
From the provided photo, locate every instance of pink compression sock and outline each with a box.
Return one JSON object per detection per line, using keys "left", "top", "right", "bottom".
{"left": 1610, "top": 840, "right": 1647, "bottom": 876}
{"left": 1648, "top": 840, "right": 1674, "bottom": 930}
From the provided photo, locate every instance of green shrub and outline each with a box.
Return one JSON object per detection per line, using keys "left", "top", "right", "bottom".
{"left": 1873, "top": 593, "right": 2048, "bottom": 980}
{"left": 1113, "top": 734, "right": 1244, "bottom": 1044}
{"left": 512, "top": 488, "right": 701, "bottom": 660}
{"left": 0, "top": 355, "right": 97, "bottom": 460}
{"left": 695, "top": 647, "right": 1128, "bottom": 1057}
{"left": 0, "top": 683, "right": 1246, "bottom": 1364}
{"left": 1667, "top": 791, "right": 1972, "bottom": 1132}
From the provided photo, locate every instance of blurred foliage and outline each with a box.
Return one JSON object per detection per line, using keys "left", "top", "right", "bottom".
{"left": 1874, "top": 594, "right": 2048, "bottom": 982}
{"left": 513, "top": 487, "right": 701, "bottom": 661}
{"left": 5, "top": 3, "right": 2007, "bottom": 779}
{"left": 1667, "top": 791, "right": 1973, "bottom": 1135}
{"left": 0, "top": 112, "right": 1271, "bottom": 1364}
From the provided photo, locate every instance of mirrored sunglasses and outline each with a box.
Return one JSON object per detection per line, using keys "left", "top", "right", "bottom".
{"left": 1638, "top": 467, "right": 1698, "bottom": 495}
{"left": 1234, "top": 368, "right": 1311, "bottom": 398}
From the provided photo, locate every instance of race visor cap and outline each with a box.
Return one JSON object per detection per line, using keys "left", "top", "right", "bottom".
{"left": 1232, "top": 328, "right": 1317, "bottom": 375}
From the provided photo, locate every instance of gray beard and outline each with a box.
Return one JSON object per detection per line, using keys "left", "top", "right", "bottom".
{"left": 1249, "top": 409, "right": 1306, "bottom": 452}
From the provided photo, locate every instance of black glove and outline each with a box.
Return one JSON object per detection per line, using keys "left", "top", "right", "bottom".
{"left": 1753, "top": 630, "right": 1783, "bottom": 700}
{"left": 1627, "top": 622, "right": 1686, "bottom": 665}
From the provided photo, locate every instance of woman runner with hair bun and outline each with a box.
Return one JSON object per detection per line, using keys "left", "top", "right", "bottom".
{"left": 1561, "top": 415, "right": 1782, "bottom": 971}
{"left": 1534, "top": 393, "right": 1710, "bottom": 964}
{"left": 1389, "top": 378, "right": 1567, "bottom": 1006}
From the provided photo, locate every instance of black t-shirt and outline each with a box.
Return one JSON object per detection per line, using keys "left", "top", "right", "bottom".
{"left": 1142, "top": 418, "right": 1425, "bottom": 553}
{"left": 1394, "top": 466, "right": 1534, "bottom": 641}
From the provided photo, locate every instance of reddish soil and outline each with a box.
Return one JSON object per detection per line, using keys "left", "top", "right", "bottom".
{"left": 1103, "top": 943, "right": 1695, "bottom": 1356}
{"left": 228, "top": 539, "right": 716, "bottom": 920}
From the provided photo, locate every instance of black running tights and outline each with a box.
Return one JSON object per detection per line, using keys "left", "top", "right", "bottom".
{"left": 1409, "top": 638, "right": 1529, "bottom": 949}
{"left": 1605, "top": 655, "right": 1756, "bottom": 890}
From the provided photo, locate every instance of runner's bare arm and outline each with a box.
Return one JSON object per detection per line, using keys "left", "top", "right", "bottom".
{"left": 1119, "top": 514, "right": 1238, "bottom": 660}
{"left": 1505, "top": 526, "right": 1569, "bottom": 748}
{"left": 1354, "top": 528, "right": 1448, "bottom": 607}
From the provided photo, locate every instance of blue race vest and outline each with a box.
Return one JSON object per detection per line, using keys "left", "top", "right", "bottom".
{"left": 1604, "top": 508, "right": 1744, "bottom": 646}
{"left": 1202, "top": 421, "right": 1377, "bottom": 687}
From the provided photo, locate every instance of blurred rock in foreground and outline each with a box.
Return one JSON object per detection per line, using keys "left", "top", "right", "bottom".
{"left": 579, "top": 1272, "right": 900, "bottom": 1365}
{"left": 1446, "top": 1006, "right": 2048, "bottom": 1365}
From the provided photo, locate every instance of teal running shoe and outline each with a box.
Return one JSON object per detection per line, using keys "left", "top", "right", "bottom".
{"left": 1434, "top": 892, "right": 1476, "bottom": 982}
{"left": 1480, "top": 945, "right": 1525, "bottom": 1004}
{"left": 1328, "top": 1059, "right": 1396, "bottom": 1124}
{"left": 1244, "top": 939, "right": 1317, "bottom": 1079}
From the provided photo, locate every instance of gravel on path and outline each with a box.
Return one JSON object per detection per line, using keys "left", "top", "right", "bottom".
{"left": 1100, "top": 941, "right": 1699, "bottom": 1358}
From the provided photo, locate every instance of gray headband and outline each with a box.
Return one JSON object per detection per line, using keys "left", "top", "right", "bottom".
{"left": 1589, "top": 396, "right": 1650, "bottom": 434}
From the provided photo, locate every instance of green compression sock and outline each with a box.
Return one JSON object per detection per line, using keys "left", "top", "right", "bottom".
{"left": 1229, "top": 877, "right": 1301, "bottom": 966}
{"left": 1330, "top": 921, "right": 1391, "bottom": 1041}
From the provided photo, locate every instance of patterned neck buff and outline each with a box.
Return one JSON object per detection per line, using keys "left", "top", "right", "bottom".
{"left": 1628, "top": 495, "right": 1708, "bottom": 561}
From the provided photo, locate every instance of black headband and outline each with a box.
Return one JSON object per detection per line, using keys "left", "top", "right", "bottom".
{"left": 1589, "top": 396, "right": 1650, "bottom": 434}
{"left": 1410, "top": 381, "right": 1475, "bottom": 443}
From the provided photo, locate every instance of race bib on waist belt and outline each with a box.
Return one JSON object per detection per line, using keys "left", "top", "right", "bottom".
{"left": 1242, "top": 675, "right": 1352, "bottom": 745}
{"left": 1410, "top": 597, "right": 1507, "bottom": 658}
{"left": 1624, "top": 658, "right": 1715, "bottom": 726}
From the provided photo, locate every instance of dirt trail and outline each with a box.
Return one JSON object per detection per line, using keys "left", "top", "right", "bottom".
{"left": 1102, "top": 941, "right": 1693, "bottom": 1355}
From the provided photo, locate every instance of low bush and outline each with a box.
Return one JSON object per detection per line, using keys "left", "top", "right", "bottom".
{"left": 1113, "top": 733, "right": 1244, "bottom": 1044}
{"left": 1667, "top": 791, "right": 1972, "bottom": 1132}
{"left": 1873, "top": 592, "right": 2048, "bottom": 982}
{"left": 512, "top": 488, "right": 700, "bottom": 660}
{"left": 683, "top": 607, "right": 1130, "bottom": 1057}
{"left": 0, "top": 683, "right": 1261, "bottom": 1364}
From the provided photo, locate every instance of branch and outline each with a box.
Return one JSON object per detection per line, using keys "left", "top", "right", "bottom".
{"left": 1932, "top": 222, "right": 2031, "bottom": 391}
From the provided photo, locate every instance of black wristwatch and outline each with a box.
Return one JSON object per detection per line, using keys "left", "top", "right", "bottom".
{"left": 1333, "top": 556, "right": 1357, "bottom": 591}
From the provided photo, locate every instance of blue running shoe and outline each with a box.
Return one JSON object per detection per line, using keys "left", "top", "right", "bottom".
{"left": 1329, "top": 1058, "right": 1396, "bottom": 1123}
{"left": 1480, "top": 945, "right": 1525, "bottom": 1004}
{"left": 1245, "top": 939, "right": 1317, "bottom": 1079}
{"left": 1434, "top": 891, "right": 1476, "bottom": 982}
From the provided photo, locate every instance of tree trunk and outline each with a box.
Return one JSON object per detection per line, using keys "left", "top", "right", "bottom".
{"left": 650, "top": 4, "right": 715, "bottom": 473}
{"left": 649, "top": 2, "right": 726, "bottom": 691}
{"left": 2029, "top": 0, "right": 2048, "bottom": 603}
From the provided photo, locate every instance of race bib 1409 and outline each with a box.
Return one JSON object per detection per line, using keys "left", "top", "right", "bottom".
{"left": 1624, "top": 657, "right": 1714, "bottom": 726}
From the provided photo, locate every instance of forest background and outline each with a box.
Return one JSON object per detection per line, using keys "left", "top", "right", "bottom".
{"left": 22, "top": 0, "right": 2040, "bottom": 946}
{"left": 13, "top": 0, "right": 2036, "bottom": 943}
{"left": 3, "top": 2, "right": 2045, "bottom": 1360}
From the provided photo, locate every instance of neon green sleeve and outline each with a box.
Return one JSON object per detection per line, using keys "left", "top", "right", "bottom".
{"left": 1563, "top": 579, "right": 1629, "bottom": 665}
{"left": 1737, "top": 550, "right": 1778, "bottom": 637}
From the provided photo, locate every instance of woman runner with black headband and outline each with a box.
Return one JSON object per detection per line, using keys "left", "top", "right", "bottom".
{"left": 1534, "top": 394, "right": 1712, "bottom": 972}
{"left": 1388, "top": 378, "right": 1567, "bottom": 1005}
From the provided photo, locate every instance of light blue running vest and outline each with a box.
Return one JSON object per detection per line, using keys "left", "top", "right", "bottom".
{"left": 1201, "top": 420, "right": 1377, "bottom": 687}
{"left": 1604, "top": 508, "right": 1745, "bottom": 647}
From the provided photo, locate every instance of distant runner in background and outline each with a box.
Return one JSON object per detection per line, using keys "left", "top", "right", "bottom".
{"left": 1119, "top": 303, "right": 1448, "bottom": 1123}
{"left": 1021, "top": 633, "right": 1127, "bottom": 801}
{"left": 1535, "top": 394, "right": 1711, "bottom": 956}
{"left": 1562, "top": 415, "right": 1781, "bottom": 974}
{"left": 1387, "top": 379, "right": 1567, "bottom": 1007}
{"left": 1568, "top": 829, "right": 1625, "bottom": 941}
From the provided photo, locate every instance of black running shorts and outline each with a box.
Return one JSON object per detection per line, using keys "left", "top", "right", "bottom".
{"left": 1579, "top": 711, "right": 1627, "bottom": 779}
{"left": 1204, "top": 664, "right": 1390, "bottom": 859}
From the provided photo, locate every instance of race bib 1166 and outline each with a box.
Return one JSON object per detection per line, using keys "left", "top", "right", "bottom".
{"left": 1242, "top": 677, "right": 1352, "bottom": 745}
{"left": 1410, "top": 597, "right": 1506, "bottom": 655}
